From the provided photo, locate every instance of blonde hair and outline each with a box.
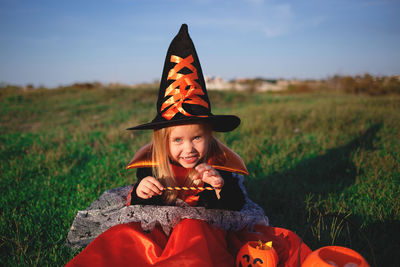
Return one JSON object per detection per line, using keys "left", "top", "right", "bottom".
{"left": 151, "top": 123, "right": 223, "bottom": 204}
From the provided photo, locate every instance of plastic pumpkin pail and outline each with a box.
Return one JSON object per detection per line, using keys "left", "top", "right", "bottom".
{"left": 301, "top": 246, "right": 369, "bottom": 267}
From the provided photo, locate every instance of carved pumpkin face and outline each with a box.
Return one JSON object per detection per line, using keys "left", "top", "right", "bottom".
{"left": 236, "top": 241, "right": 278, "bottom": 267}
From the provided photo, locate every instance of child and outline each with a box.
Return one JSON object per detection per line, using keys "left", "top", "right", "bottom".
{"left": 66, "top": 24, "right": 311, "bottom": 267}
{"left": 128, "top": 122, "right": 247, "bottom": 211}
{"left": 124, "top": 24, "right": 249, "bottom": 212}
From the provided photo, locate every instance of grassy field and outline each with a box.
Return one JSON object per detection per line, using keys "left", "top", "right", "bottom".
{"left": 1, "top": 87, "right": 399, "bottom": 266}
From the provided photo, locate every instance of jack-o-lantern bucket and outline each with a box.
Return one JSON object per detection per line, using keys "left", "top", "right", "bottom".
{"left": 301, "top": 246, "right": 369, "bottom": 267}
{"left": 236, "top": 241, "right": 278, "bottom": 267}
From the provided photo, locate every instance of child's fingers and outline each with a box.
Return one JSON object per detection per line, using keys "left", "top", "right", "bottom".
{"left": 213, "top": 178, "right": 224, "bottom": 189}
{"left": 195, "top": 163, "right": 224, "bottom": 188}
{"left": 192, "top": 172, "right": 202, "bottom": 181}
{"left": 201, "top": 171, "right": 224, "bottom": 189}
{"left": 204, "top": 176, "right": 224, "bottom": 189}
{"left": 136, "top": 187, "right": 151, "bottom": 199}
{"left": 136, "top": 176, "right": 164, "bottom": 199}
{"left": 201, "top": 167, "right": 220, "bottom": 180}
{"left": 143, "top": 183, "right": 163, "bottom": 196}
{"left": 137, "top": 184, "right": 153, "bottom": 198}
{"left": 195, "top": 163, "right": 218, "bottom": 178}
{"left": 138, "top": 190, "right": 152, "bottom": 199}
{"left": 205, "top": 168, "right": 218, "bottom": 177}
{"left": 138, "top": 185, "right": 160, "bottom": 199}
{"left": 195, "top": 163, "right": 212, "bottom": 173}
{"left": 145, "top": 177, "right": 164, "bottom": 192}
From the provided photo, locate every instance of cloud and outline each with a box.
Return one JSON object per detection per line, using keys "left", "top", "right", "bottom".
{"left": 262, "top": 4, "right": 293, "bottom": 38}
{"left": 245, "top": 0, "right": 266, "bottom": 5}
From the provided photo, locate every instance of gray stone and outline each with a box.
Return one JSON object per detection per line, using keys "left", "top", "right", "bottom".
{"left": 66, "top": 175, "right": 268, "bottom": 249}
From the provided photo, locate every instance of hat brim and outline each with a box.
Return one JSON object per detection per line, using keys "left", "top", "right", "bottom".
{"left": 127, "top": 115, "right": 240, "bottom": 132}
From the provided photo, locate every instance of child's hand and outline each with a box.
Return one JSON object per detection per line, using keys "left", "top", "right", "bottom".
{"left": 136, "top": 176, "right": 164, "bottom": 199}
{"left": 194, "top": 163, "right": 224, "bottom": 189}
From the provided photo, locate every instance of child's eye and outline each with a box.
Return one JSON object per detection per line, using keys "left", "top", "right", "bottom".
{"left": 173, "top": 138, "right": 182, "bottom": 143}
{"left": 194, "top": 136, "right": 202, "bottom": 141}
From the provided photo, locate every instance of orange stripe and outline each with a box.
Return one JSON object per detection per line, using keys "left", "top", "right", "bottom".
{"left": 164, "top": 186, "right": 214, "bottom": 191}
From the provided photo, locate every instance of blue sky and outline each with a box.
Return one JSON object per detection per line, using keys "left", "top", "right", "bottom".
{"left": 1, "top": 0, "right": 399, "bottom": 87}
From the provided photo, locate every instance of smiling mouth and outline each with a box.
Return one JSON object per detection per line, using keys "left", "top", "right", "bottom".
{"left": 180, "top": 156, "right": 199, "bottom": 164}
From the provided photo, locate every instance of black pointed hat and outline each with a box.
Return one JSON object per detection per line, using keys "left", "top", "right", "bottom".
{"left": 127, "top": 24, "right": 240, "bottom": 132}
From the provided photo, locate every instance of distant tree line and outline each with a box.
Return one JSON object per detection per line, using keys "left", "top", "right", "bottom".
{"left": 1, "top": 74, "right": 399, "bottom": 96}
{"left": 326, "top": 74, "right": 400, "bottom": 95}
{"left": 287, "top": 74, "right": 400, "bottom": 95}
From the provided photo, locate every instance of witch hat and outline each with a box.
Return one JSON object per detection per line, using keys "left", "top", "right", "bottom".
{"left": 127, "top": 24, "right": 240, "bottom": 132}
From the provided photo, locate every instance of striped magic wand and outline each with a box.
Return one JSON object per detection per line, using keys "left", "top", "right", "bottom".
{"left": 164, "top": 186, "right": 214, "bottom": 191}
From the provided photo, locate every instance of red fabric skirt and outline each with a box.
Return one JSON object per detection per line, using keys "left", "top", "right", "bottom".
{"left": 66, "top": 219, "right": 311, "bottom": 267}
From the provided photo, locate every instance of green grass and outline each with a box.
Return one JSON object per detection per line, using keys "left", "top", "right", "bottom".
{"left": 1, "top": 87, "right": 399, "bottom": 266}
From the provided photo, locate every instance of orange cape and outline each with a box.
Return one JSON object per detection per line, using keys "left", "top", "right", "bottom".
{"left": 126, "top": 139, "right": 249, "bottom": 176}
{"left": 66, "top": 219, "right": 311, "bottom": 267}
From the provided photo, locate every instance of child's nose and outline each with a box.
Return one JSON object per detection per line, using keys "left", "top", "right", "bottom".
{"left": 183, "top": 141, "right": 196, "bottom": 152}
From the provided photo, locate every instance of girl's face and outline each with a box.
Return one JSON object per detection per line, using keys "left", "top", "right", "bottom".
{"left": 168, "top": 123, "right": 210, "bottom": 169}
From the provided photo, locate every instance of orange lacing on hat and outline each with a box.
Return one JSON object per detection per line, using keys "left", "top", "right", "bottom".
{"left": 161, "top": 55, "right": 209, "bottom": 120}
